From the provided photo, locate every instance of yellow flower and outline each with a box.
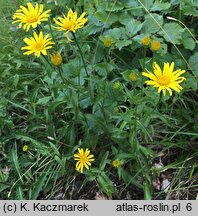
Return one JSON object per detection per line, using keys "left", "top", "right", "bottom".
{"left": 74, "top": 148, "right": 94, "bottom": 173}
{"left": 141, "top": 36, "right": 150, "bottom": 46}
{"left": 12, "top": 2, "right": 51, "bottom": 32}
{"left": 112, "top": 159, "right": 120, "bottom": 168}
{"left": 142, "top": 62, "right": 186, "bottom": 96}
{"left": 151, "top": 41, "right": 161, "bottom": 51}
{"left": 113, "top": 81, "right": 122, "bottom": 90}
{"left": 21, "top": 31, "right": 55, "bottom": 58}
{"left": 23, "top": 145, "right": 29, "bottom": 152}
{"left": 103, "top": 38, "right": 113, "bottom": 47}
{"left": 129, "top": 72, "right": 137, "bottom": 81}
{"left": 50, "top": 52, "right": 62, "bottom": 66}
{"left": 53, "top": 9, "right": 87, "bottom": 41}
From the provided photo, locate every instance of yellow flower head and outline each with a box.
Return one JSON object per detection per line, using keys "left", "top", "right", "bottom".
{"left": 12, "top": 3, "right": 51, "bottom": 32}
{"left": 129, "top": 72, "right": 137, "bottom": 81}
{"left": 151, "top": 41, "right": 161, "bottom": 51}
{"left": 74, "top": 148, "right": 94, "bottom": 173}
{"left": 50, "top": 52, "right": 62, "bottom": 66}
{"left": 141, "top": 36, "right": 151, "bottom": 46}
{"left": 112, "top": 159, "right": 120, "bottom": 168}
{"left": 23, "top": 145, "right": 29, "bottom": 152}
{"left": 53, "top": 9, "right": 88, "bottom": 41}
{"left": 113, "top": 81, "right": 122, "bottom": 90}
{"left": 142, "top": 62, "right": 186, "bottom": 96}
{"left": 103, "top": 38, "right": 113, "bottom": 47}
{"left": 21, "top": 31, "right": 55, "bottom": 58}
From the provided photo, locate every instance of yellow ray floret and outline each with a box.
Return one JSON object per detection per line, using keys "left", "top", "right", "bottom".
{"left": 21, "top": 31, "right": 55, "bottom": 58}
{"left": 74, "top": 148, "right": 94, "bottom": 173}
{"left": 12, "top": 2, "right": 51, "bottom": 32}
{"left": 142, "top": 62, "right": 186, "bottom": 96}
{"left": 53, "top": 9, "right": 88, "bottom": 41}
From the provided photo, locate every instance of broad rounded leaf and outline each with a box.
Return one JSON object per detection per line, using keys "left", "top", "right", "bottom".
{"left": 160, "top": 23, "right": 184, "bottom": 44}
{"left": 189, "top": 52, "right": 198, "bottom": 77}
{"left": 143, "top": 13, "right": 163, "bottom": 34}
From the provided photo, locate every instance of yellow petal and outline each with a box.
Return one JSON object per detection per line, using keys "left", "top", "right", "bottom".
{"left": 142, "top": 72, "right": 157, "bottom": 81}
{"left": 153, "top": 62, "right": 162, "bottom": 76}
{"left": 65, "top": 31, "right": 72, "bottom": 42}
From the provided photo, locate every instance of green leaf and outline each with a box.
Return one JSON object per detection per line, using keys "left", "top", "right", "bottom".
{"left": 31, "top": 168, "right": 50, "bottom": 199}
{"left": 13, "top": 74, "right": 19, "bottom": 87}
{"left": 140, "top": 146, "right": 155, "bottom": 157}
{"left": 7, "top": 100, "right": 35, "bottom": 115}
{"left": 84, "top": 20, "right": 103, "bottom": 36}
{"left": 49, "top": 142, "right": 60, "bottom": 156}
{"left": 160, "top": 23, "right": 184, "bottom": 44}
{"left": 143, "top": 13, "right": 163, "bottom": 34}
{"left": 125, "top": 19, "right": 143, "bottom": 36}
{"left": 10, "top": 146, "right": 24, "bottom": 184}
{"left": 94, "top": 63, "right": 114, "bottom": 77}
{"left": 15, "top": 134, "right": 50, "bottom": 154}
{"left": 137, "top": 120, "right": 153, "bottom": 141}
{"left": 139, "top": 0, "right": 154, "bottom": 10}
{"left": 183, "top": 37, "right": 196, "bottom": 51}
{"left": 54, "top": 155, "right": 65, "bottom": 169}
{"left": 99, "top": 151, "right": 109, "bottom": 170}
{"left": 97, "top": 172, "right": 114, "bottom": 196}
{"left": 143, "top": 180, "right": 152, "bottom": 200}
{"left": 185, "top": 73, "right": 197, "bottom": 90}
{"left": 105, "top": 1, "right": 124, "bottom": 11}
{"left": 182, "top": 4, "right": 198, "bottom": 16}
{"left": 16, "top": 187, "right": 25, "bottom": 200}
{"left": 94, "top": 11, "right": 118, "bottom": 25}
{"left": 150, "top": 1, "right": 171, "bottom": 11}
{"left": 121, "top": 170, "right": 143, "bottom": 189}
{"left": 108, "top": 28, "right": 122, "bottom": 40}
{"left": 189, "top": 52, "right": 198, "bottom": 77}
{"left": 37, "top": 96, "right": 52, "bottom": 105}
{"left": 124, "top": 0, "right": 139, "bottom": 8}
{"left": 48, "top": 98, "right": 66, "bottom": 113}
{"left": 117, "top": 153, "right": 135, "bottom": 160}
{"left": 115, "top": 40, "right": 132, "bottom": 50}
{"left": 0, "top": 183, "right": 10, "bottom": 193}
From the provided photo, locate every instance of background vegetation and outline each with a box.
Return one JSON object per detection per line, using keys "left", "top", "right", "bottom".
{"left": 0, "top": 0, "right": 197, "bottom": 199}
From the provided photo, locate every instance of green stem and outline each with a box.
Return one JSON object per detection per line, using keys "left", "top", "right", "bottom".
{"left": 153, "top": 92, "right": 162, "bottom": 112}
{"left": 40, "top": 55, "right": 51, "bottom": 78}
{"left": 72, "top": 32, "right": 89, "bottom": 77}
{"left": 42, "top": 55, "right": 68, "bottom": 86}
{"left": 142, "top": 47, "right": 146, "bottom": 70}
{"left": 57, "top": 67, "right": 68, "bottom": 85}
{"left": 48, "top": 18, "right": 56, "bottom": 43}
{"left": 179, "top": 0, "right": 182, "bottom": 21}
{"left": 142, "top": 47, "right": 147, "bottom": 87}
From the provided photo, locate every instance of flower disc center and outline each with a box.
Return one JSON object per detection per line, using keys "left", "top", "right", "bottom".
{"left": 79, "top": 155, "right": 87, "bottom": 164}
{"left": 64, "top": 21, "right": 76, "bottom": 30}
{"left": 157, "top": 75, "right": 170, "bottom": 86}
{"left": 34, "top": 42, "right": 44, "bottom": 51}
{"left": 27, "top": 15, "right": 38, "bottom": 23}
